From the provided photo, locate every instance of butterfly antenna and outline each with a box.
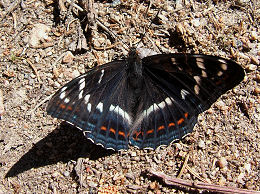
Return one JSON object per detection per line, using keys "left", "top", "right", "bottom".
{"left": 96, "top": 18, "right": 130, "bottom": 51}
{"left": 135, "top": 8, "right": 161, "bottom": 47}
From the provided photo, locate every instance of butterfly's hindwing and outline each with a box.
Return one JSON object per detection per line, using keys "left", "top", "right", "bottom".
{"left": 130, "top": 70, "right": 196, "bottom": 149}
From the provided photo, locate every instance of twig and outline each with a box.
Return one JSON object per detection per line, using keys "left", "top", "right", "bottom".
{"left": 186, "top": 165, "right": 209, "bottom": 183}
{"left": 66, "top": 0, "right": 83, "bottom": 12}
{"left": 31, "top": 94, "right": 53, "bottom": 113}
{"left": 177, "top": 154, "right": 189, "bottom": 178}
{"left": 75, "top": 157, "right": 84, "bottom": 187}
{"left": 26, "top": 59, "right": 42, "bottom": 83}
{"left": 67, "top": 19, "right": 78, "bottom": 32}
{"left": 148, "top": 169, "right": 259, "bottom": 194}
{"left": 96, "top": 19, "right": 117, "bottom": 40}
{"left": 53, "top": 52, "right": 67, "bottom": 67}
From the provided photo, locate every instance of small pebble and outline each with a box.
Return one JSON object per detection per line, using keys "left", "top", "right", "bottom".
{"left": 217, "top": 157, "right": 227, "bottom": 169}
{"left": 111, "top": 0, "right": 121, "bottom": 6}
{"left": 29, "top": 23, "right": 51, "bottom": 47}
{"left": 178, "top": 150, "right": 187, "bottom": 158}
{"left": 215, "top": 101, "right": 229, "bottom": 111}
{"left": 131, "top": 152, "right": 137, "bottom": 157}
{"left": 245, "top": 64, "right": 257, "bottom": 71}
{"left": 72, "top": 70, "right": 80, "bottom": 78}
{"left": 250, "top": 31, "right": 258, "bottom": 41}
{"left": 198, "top": 140, "right": 206, "bottom": 149}
{"left": 63, "top": 171, "right": 70, "bottom": 177}
{"left": 206, "top": 108, "right": 214, "bottom": 114}
{"left": 244, "top": 163, "right": 251, "bottom": 174}
{"left": 237, "top": 172, "right": 245, "bottom": 184}
{"left": 52, "top": 171, "right": 60, "bottom": 178}
{"left": 191, "top": 18, "right": 200, "bottom": 27}
{"left": 251, "top": 56, "right": 259, "bottom": 65}
{"left": 62, "top": 51, "right": 74, "bottom": 63}
{"left": 255, "top": 74, "right": 260, "bottom": 82}
{"left": 254, "top": 87, "right": 260, "bottom": 95}
{"left": 149, "top": 182, "right": 157, "bottom": 190}
{"left": 88, "top": 181, "right": 98, "bottom": 188}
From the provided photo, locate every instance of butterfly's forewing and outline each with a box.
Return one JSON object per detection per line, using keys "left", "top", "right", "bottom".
{"left": 47, "top": 61, "right": 133, "bottom": 150}
{"left": 130, "top": 54, "right": 244, "bottom": 149}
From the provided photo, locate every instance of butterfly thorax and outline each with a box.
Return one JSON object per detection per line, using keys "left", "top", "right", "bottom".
{"left": 126, "top": 48, "right": 145, "bottom": 117}
{"left": 127, "top": 48, "right": 143, "bottom": 78}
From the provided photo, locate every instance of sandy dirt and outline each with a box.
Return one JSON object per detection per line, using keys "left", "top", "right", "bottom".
{"left": 0, "top": 0, "right": 259, "bottom": 193}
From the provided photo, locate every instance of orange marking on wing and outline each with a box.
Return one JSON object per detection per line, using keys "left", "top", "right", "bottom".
{"left": 177, "top": 118, "right": 184, "bottom": 125}
{"left": 100, "top": 126, "right": 107, "bottom": 131}
{"left": 168, "top": 122, "right": 175, "bottom": 127}
{"left": 146, "top": 129, "right": 154, "bottom": 134}
{"left": 59, "top": 104, "right": 66, "bottom": 109}
{"left": 184, "top": 112, "right": 188, "bottom": 118}
{"left": 133, "top": 131, "right": 142, "bottom": 140}
{"left": 118, "top": 131, "right": 125, "bottom": 137}
{"left": 67, "top": 106, "right": 73, "bottom": 111}
{"left": 157, "top": 125, "right": 165, "bottom": 131}
{"left": 109, "top": 128, "right": 116, "bottom": 134}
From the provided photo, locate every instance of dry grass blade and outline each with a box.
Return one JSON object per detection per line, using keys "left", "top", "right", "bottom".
{"left": 148, "top": 169, "right": 260, "bottom": 194}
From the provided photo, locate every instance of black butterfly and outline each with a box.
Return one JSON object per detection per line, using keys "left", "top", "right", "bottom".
{"left": 47, "top": 48, "right": 244, "bottom": 150}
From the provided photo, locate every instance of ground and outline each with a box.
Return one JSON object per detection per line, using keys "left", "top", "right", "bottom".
{"left": 0, "top": 0, "right": 259, "bottom": 193}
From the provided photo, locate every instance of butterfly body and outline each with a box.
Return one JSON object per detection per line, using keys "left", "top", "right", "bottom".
{"left": 47, "top": 49, "right": 244, "bottom": 151}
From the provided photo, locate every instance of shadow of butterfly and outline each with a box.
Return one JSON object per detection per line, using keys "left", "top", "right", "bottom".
{"left": 47, "top": 47, "right": 244, "bottom": 151}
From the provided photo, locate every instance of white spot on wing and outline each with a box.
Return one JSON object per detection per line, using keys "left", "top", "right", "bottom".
{"left": 217, "top": 71, "right": 223, "bottom": 76}
{"left": 220, "top": 63, "right": 227, "bottom": 70}
{"left": 193, "top": 76, "right": 201, "bottom": 84}
{"left": 196, "top": 58, "right": 206, "bottom": 69}
{"left": 79, "top": 79, "right": 85, "bottom": 90}
{"left": 61, "top": 86, "right": 67, "bottom": 92}
{"left": 109, "top": 104, "right": 115, "bottom": 111}
{"left": 194, "top": 85, "right": 200, "bottom": 95}
{"left": 84, "top": 94, "right": 90, "bottom": 104}
{"left": 78, "top": 90, "right": 83, "bottom": 99}
{"left": 201, "top": 70, "right": 207, "bottom": 77}
{"left": 165, "top": 97, "right": 173, "bottom": 105}
{"left": 60, "top": 91, "right": 66, "bottom": 99}
{"left": 87, "top": 103, "right": 91, "bottom": 112}
{"left": 97, "top": 102, "right": 103, "bottom": 112}
{"left": 218, "top": 59, "right": 227, "bottom": 64}
{"left": 64, "top": 98, "right": 70, "bottom": 103}
{"left": 144, "top": 97, "right": 174, "bottom": 117}
{"left": 109, "top": 104, "right": 131, "bottom": 123}
{"left": 98, "top": 69, "right": 105, "bottom": 84}
{"left": 181, "top": 89, "right": 190, "bottom": 100}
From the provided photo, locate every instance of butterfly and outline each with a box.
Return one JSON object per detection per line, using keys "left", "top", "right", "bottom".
{"left": 46, "top": 48, "right": 244, "bottom": 151}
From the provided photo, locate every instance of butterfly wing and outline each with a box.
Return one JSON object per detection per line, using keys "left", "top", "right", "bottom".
{"left": 47, "top": 61, "right": 133, "bottom": 150}
{"left": 130, "top": 54, "right": 244, "bottom": 149}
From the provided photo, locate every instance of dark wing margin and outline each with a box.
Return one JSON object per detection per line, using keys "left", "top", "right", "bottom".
{"left": 129, "top": 54, "right": 244, "bottom": 149}
{"left": 47, "top": 61, "right": 133, "bottom": 151}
